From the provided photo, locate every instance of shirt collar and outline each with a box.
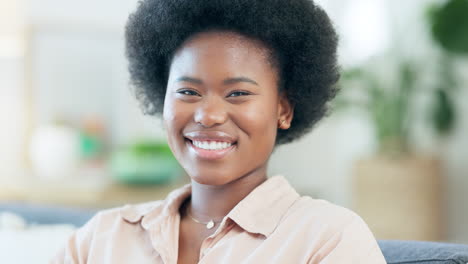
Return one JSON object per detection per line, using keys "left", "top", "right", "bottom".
{"left": 119, "top": 183, "right": 192, "bottom": 229}
{"left": 119, "top": 175, "right": 299, "bottom": 237}
{"left": 226, "top": 175, "right": 300, "bottom": 237}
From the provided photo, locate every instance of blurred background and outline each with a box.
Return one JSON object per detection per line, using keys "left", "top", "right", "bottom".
{"left": 1, "top": 0, "right": 467, "bottom": 261}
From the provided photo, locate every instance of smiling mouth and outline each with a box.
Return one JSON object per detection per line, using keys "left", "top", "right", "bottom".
{"left": 184, "top": 138, "right": 237, "bottom": 150}
{"left": 184, "top": 138, "right": 237, "bottom": 160}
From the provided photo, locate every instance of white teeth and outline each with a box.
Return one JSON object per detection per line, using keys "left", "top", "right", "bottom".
{"left": 202, "top": 141, "right": 209, "bottom": 149}
{"left": 192, "top": 140, "right": 232, "bottom": 150}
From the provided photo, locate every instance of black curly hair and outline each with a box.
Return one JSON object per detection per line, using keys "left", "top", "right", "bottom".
{"left": 125, "top": 0, "right": 340, "bottom": 145}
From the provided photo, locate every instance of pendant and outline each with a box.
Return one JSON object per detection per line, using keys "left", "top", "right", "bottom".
{"left": 206, "top": 220, "right": 215, "bottom": 229}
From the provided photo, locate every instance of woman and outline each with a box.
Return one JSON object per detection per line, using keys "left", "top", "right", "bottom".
{"left": 53, "top": 0, "right": 386, "bottom": 263}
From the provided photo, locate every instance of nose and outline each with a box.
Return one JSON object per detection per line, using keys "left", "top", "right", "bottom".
{"left": 194, "top": 96, "right": 228, "bottom": 127}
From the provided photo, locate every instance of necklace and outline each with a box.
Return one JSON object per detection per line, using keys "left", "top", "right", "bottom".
{"left": 185, "top": 207, "right": 222, "bottom": 230}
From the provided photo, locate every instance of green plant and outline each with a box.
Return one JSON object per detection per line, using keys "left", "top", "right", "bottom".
{"left": 110, "top": 140, "right": 180, "bottom": 185}
{"left": 428, "top": 0, "right": 468, "bottom": 54}
{"left": 333, "top": 0, "right": 467, "bottom": 157}
{"left": 334, "top": 61, "right": 419, "bottom": 156}
{"left": 426, "top": 0, "right": 468, "bottom": 135}
{"left": 128, "top": 140, "right": 174, "bottom": 157}
{"left": 430, "top": 56, "right": 456, "bottom": 136}
{"left": 335, "top": 58, "right": 458, "bottom": 157}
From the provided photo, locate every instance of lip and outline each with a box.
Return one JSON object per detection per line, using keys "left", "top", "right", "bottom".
{"left": 183, "top": 131, "right": 237, "bottom": 160}
{"left": 186, "top": 139, "right": 236, "bottom": 160}
{"left": 184, "top": 131, "right": 237, "bottom": 143}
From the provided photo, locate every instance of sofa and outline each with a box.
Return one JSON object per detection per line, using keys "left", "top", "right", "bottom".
{"left": 1, "top": 202, "right": 467, "bottom": 264}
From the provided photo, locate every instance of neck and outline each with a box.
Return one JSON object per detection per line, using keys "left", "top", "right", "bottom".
{"left": 188, "top": 167, "right": 268, "bottom": 222}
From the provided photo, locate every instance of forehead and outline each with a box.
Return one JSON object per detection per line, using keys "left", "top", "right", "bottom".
{"left": 168, "top": 31, "right": 277, "bottom": 81}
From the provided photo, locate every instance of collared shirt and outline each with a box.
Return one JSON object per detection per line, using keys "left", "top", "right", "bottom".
{"left": 51, "top": 175, "right": 386, "bottom": 263}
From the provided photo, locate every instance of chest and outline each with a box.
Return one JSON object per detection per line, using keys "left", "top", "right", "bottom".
{"left": 174, "top": 222, "right": 313, "bottom": 264}
{"left": 86, "top": 217, "right": 318, "bottom": 264}
{"left": 177, "top": 219, "right": 209, "bottom": 264}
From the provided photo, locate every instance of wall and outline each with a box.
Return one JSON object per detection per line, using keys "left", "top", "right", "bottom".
{"left": 0, "top": 0, "right": 26, "bottom": 172}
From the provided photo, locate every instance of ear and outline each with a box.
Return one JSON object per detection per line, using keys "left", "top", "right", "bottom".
{"left": 277, "top": 92, "right": 294, "bottom": 130}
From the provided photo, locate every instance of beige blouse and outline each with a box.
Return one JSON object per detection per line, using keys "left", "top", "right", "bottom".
{"left": 51, "top": 175, "right": 386, "bottom": 263}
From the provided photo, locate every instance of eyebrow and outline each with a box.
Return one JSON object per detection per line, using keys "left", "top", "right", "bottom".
{"left": 223, "top": 77, "right": 258, "bottom": 86}
{"left": 176, "top": 76, "right": 258, "bottom": 86}
{"left": 176, "top": 76, "right": 203, "bottom": 85}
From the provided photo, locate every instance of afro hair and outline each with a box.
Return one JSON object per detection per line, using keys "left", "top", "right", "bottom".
{"left": 125, "top": 0, "right": 340, "bottom": 145}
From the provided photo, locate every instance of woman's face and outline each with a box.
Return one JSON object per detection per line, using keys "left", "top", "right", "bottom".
{"left": 163, "top": 31, "right": 292, "bottom": 186}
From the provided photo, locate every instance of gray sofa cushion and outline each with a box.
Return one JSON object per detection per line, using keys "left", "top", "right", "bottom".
{"left": 378, "top": 240, "right": 468, "bottom": 264}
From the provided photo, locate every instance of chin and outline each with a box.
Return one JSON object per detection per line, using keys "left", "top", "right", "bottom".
{"left": 189, "top": 172, "right": 235, "bottom": 186}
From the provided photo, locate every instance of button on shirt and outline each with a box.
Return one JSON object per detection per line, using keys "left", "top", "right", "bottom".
{"left": 51, "top": 175, "right": 386, "bottom": 263}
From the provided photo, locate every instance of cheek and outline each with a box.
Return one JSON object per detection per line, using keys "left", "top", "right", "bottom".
{"left": 163, "top": 94, "right": 191, "bottom": 130}
{"left": 163, "top": 92, "right": 176, "bottom": 123}
{"left": 162, "top": 101, "right": 176, "bottom": 140}
{"left": 163, "top": 105, "right": 176, "bottom": 131}
{"left": 162, "top": 99, "right": 188, "bottom": 152}
{"left": 238, "top": 98, "right": 278, "bottom": 142}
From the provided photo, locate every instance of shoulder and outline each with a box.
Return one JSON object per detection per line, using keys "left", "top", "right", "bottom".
{"left": 280, "top": 197, "right": 385, "bottom": 262}
{"left": 79, "top": 182, "right": 192, "bottom": 232}
{"left": 50, "top": 200, "right": 167, "bottom": 263}
{"left": 85, "top": 199, "right": 165, "bottom": 229}
{"left": 289, "top": 196, "right": 359, "bottom": 225}
{"left": 281, "top": 196, "right": 372, "bottom": 239}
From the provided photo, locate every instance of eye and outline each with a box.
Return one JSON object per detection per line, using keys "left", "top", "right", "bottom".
{"left": 228, "top": 91, "right": 251, "bottom": 97}
{"left": 176, "top": 89, "right": 200, "bottom": 96}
